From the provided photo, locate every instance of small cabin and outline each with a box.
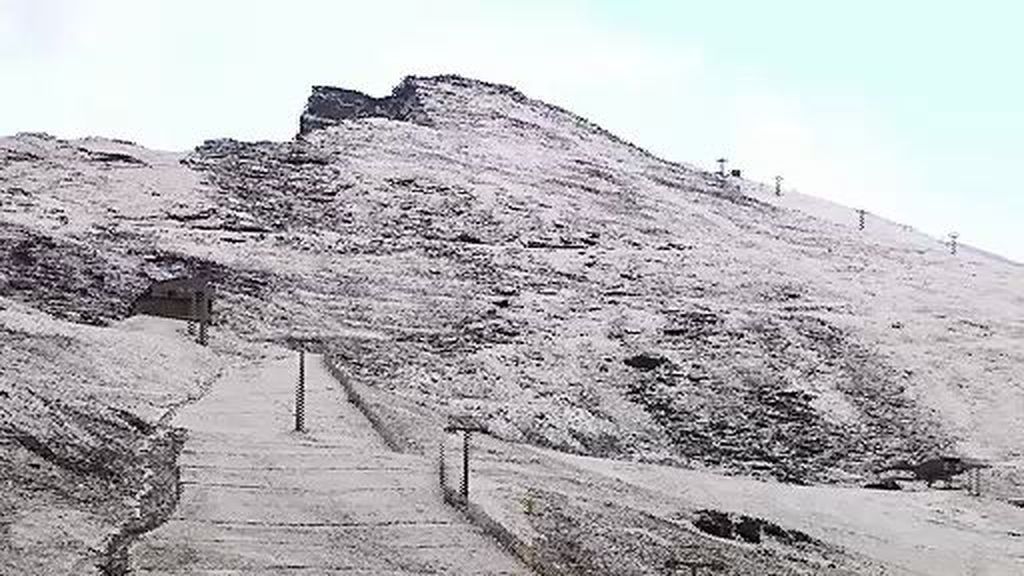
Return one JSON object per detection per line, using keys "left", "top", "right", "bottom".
{"left": 445, "top": 414, "right": 487, "bottom": 433}
{"left": 131, "top": 276, "right": 213, "bottom": 322}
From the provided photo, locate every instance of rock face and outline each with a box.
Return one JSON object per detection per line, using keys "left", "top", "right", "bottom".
{"left": 0, "top": 304, "right": 221, "bottom": 575}
{"left": 299, "top": 78, "right": 431, "bottom": 134}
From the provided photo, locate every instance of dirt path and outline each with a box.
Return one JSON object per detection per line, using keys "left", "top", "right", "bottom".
{"left": 129, "top": 351, "right": 529, "bottom": 575}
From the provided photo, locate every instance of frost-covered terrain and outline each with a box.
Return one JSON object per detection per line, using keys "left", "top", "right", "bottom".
{"left": 0, "top": 304, "right": 226, "bottom": 574}
{"left": 2, "top": 75, "right": 1023, "bottom": 574}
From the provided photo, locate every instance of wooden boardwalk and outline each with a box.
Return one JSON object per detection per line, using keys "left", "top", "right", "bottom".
{"left": 130, "top": 352, "right": 528, "bottom": 575}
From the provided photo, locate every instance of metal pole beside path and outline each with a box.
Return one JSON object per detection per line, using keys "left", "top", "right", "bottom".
{"left": 188, "top": 294, "right": 197, "bottom": 337}
{"left": 439, "top": 440, "right": 447, "bottom": 490}
{"left": 461, "top": 430, "right": 470, "bottom": 502}
{"left": 295, "top": 350, "right": 306, "bottom": 432}
{"left": 443, "top": 416, "right": 486, "bottom": 506}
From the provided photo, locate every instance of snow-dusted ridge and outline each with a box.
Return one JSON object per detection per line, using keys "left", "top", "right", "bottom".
{"left": 299, "top": 74, "right": 701, "bottom": 173}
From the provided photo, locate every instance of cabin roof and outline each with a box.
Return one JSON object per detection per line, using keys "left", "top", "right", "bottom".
{"left": 151, "top": 276, "right": 210, "bottom": 290}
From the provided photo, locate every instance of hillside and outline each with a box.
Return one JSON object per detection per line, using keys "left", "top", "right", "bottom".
{"left": 2, "top": 74, "right": 1024, "bottom": 574}
{"left": 0, "top": 304, "right": 226, "bottom": 574}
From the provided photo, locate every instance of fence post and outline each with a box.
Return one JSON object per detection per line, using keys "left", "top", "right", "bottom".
{"left": 858, "top": 208, "right": 866, "bottom": 231}
{"left": 295, "top": 350, "right": 306, "bottom": 432}
{"left": 461, "top": 430, "right": 471, "bottom": 502}
{"left": 439, "top": 440, "right": 446, "bottom": 487}
{"left": 949, "top": 232, "right": 959, "bottom": 255}
{"left": 443, "top": 417, "right": 485, "bottom": 506}
{"left": 774, "top": 175, "right": 783, "bottom": 196}
{"left": 187, "top": 295, "right": 196, "bottom": 337}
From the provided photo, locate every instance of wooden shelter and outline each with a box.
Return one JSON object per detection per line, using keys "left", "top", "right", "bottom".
{"left": 131, "top": 276, "right": 213, "bottom": 323}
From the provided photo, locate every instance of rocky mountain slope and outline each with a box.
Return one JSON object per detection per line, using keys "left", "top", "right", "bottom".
{"left": 0, "top": 304, "right": 224, "bottom": 574}
{"left": 3, "top": 76, "right": 1023, "bottom": 490}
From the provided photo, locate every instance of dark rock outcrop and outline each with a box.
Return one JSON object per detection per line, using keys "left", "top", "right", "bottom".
{"left": 623, "top": 353, "right": 669, "bottom": 371}
{"left": 298, "top": 78, "right": 431, "bottom": 135}
{"left": 693, "top": 509, "right": 817, "bottom": 547}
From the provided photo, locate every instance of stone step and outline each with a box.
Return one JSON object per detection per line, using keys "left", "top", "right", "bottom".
{"left": 172, "top": 485, "right": 448, "bottom": 525}
{"left": 143, "top": 519, "right": 498, "bottom": 548}
{"left": 134, "top": 534, "right": 525, "bottom": 575}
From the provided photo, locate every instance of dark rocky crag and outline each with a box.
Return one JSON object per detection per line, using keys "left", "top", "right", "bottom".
{"left": 299, "top": 79, "right": 432, "bottom": 135}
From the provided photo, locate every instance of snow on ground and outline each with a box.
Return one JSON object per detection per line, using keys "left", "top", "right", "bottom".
{"left": 455, "top": 435, "right": 1024, "bottom": 575}
{"left": 3, "top": 74, "right": 1024, "bottom": 575}
{"left": 0, "top": 133, "right": 206, "bottom": 239}
{"left": 0, "top": 299, "right": 228, "bottom": 575}
{"left": 0, "top": 299, "right": 221, "bottom": 421}
{"left": 557, "top": 450, "right": 1024, "bottom": 576}
{"left": 743, "top": 180, "right": 1024, "bottom": 467}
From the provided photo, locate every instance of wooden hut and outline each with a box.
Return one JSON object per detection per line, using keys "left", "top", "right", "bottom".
{"left": 131, "top": 276, "right": 213, "bottom": 322}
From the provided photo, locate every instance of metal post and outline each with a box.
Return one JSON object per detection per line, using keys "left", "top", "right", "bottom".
{"left": 295, "top": 350, "right": 305, "bottom": 432}
{"left": 198, "top": 319, "right": 208, "bottom": 346}
{"left": 461, "top": 430, "right": 470, "bottom": 502}
{"left": 949, "top": 232, "right": 959, "bottom": 255}
{"left": 858, "top": 209, "right": 866, "bottom": 231}
{"left": 444, "top": 417, "right": 484, "bottom": 506}
{"left": 774, "top": 175, "right": 783, "bottom": 196}
{"left": 439, "top": 440, "right": 447, "bottom": 491}
{"left": 187, "top": 294, "right": 196, "bottom": 337}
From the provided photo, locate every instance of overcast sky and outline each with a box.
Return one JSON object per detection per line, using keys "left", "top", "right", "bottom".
{"left": 1, "top": 0, "right": 1021, "bottom": 261}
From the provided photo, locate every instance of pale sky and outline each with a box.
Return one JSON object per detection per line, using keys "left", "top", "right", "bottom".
{"left": 1, "top": 0, "right": 1021, "bottom": 261}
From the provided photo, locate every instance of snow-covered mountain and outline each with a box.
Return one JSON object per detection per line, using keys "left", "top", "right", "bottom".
{"left": 3, "top": 74, "right": 1023, "bottom": 574}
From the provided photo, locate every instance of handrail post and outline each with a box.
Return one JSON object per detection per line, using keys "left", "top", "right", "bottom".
{"left": 439, "top": 440, "right": 446, "bottom": 487}
{"left": 443, "top": 416, "right": 486, "bottom": 506}
{"left": 462, "top": 430, "right": 470, "bottom": 502}
{"left": 187, "top": 294, "right": 196, "bottom": 337}
{"left": 295, "top": 350, "right": 305, "bottom": 432}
